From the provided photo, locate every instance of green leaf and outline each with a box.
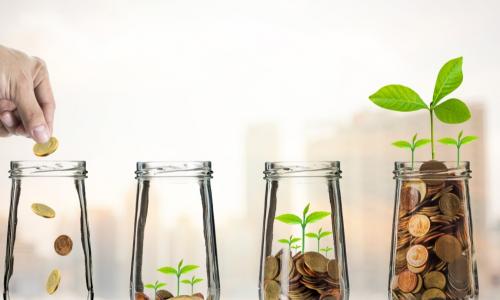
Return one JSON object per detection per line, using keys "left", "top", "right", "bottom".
{"left": 369, "top": 85, "right": 428, "bottom": 112}
{"left": 412, "top": 133, "right": 418, "bottom": 144}
{"left": 178, "top": 260, "right": 184, "bottom": 270}
{"left": 156, "top": 283, "right": 166, "bottom": 289}
{"left": 433, "top": 57, "right": 463, "bottom": 104}
{"left": 275, "top": 214, "right": 303, "bottom": 225}
{"left": 305, "top": 211, "right": 331, "bottom": 224}
{"left": 193, "top": 278, "right": 204, "bottom": 284}
{"left": 181, "top": 279, "right": 191, "bottom": 284}
{"left": 305, "top": 233, "right": 319, "bottom": 239}
{"left": 319, "top": 231, "right": 333, "bottom": 238}
{"left": 434, "top": 98, "right": 471, "bottom": 124}
{"left": 145, "top": 284, "right": 155, "bottom": 289}
{"left": 414, "top": 139, "right": 431, "bottom": 148}
{"left": 392, "top": 141, "right": 412, "bottom": 149}
{"left": 180, "top": 265, "right": 199, "bottom": 275}
{"left": 157, "top": 266, "right": 178, "bottom": 275}
{"left": 303, "top": 203, "right": 310, "bottom": 216}
{"left": 458, "top": 130, "right": 464, "bottom": 140}
{"left": 290, "top": 238, "right": 301, "bottom": 244}
{"left": 438, "top": 137, "right": 458, "bottom": 145}
{"left": 278, "top": 239, "right": 290, "bottom": 244}
{"left": 460, "top": 135, "right": 478, "bottom": 145}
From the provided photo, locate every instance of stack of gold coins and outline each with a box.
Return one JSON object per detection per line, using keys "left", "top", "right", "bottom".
{"left": 264, "top": 250, "right": 341, "bottom": 300}
{"left": 390, "top": 161, "right": 472, "bottom": 300}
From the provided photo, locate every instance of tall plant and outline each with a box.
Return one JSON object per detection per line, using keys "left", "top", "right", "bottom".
{"left": 369, "top": 57, "right": 471, "bottom": 160}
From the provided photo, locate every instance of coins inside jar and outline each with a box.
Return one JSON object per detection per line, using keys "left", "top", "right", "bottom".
{"left": 434, "top": 234, "right": 462, "bottom": 263}
{"left": 31, "top": 203, "right": 56, "bottom": 218}
{"left": 54, "top": 235, "right": 73, "bottom": 256}
{"left": 408, "top": 214, "right": 430, "bottom": 237}
{"left": 46, "top": 269, "right": 61, "bottom": 295}
{"left": 33, "top": 137, "right": 59, "bottom": 157}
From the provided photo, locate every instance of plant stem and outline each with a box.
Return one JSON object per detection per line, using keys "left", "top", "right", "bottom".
{"left": 177, "top": 276, "right": 180, "bottom": 296}
{"left": 411, "top": 148, "right": 415, "bottom": 169}
{"left": 301, "top": 225, "right": 306, "bottom": 253}
{"left": 430, "top": 109, "right": 435, "bottom": 160}
{"left": 457, "top": 145, "right": 461, "bottom": 168}
{"left": 317, "top": 238, "right": 320, "bottom": 252}
{"left": 191, "top": 283, "right": 194, "bottom": 295}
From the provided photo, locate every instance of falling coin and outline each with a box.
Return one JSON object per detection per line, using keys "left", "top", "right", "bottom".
{"left": 31, "top": 203, "right": 56, "bottom": 218}
{"left": 408, "top": 214, "right": 431, "bottom": 237}
{"left": 54, "top": 235, "right": 73, "bottom": 256}
{"left": 46, "top": 269, "right": 61, "bottom": 295}
{"left": 398, "top": 270, "right": 418, "bottom": 293}
{"left": 439, "top": 192, "right": 461, "bottom": 217}
{"left": 434, "top": 234, "right": 462, "bottom": 263}
{"left": 33, "top": 137, "right": 59, "bottom": 157}
{"left": 406, "top": 245, "right": 428, "bottom": 268}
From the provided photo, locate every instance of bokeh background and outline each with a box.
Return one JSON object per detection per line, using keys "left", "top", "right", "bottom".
{"left": 1, "top": 0, "right": 500, "bottom": 299}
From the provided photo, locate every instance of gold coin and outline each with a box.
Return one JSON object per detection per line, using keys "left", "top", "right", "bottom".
{"left": 400, "top": 186, "right": 420, "bottom": 211}
{"left": 398, "top": 270, "right": 418, "bottom": 293}
{"left": 264, "top": 280, "right": 280, "bottom": 300}
{"left": 33, "top": 137, "right": 59, "bottom": 157}
{"left": 421, "top": 288, "right": 446, "bottom": 300}
{"left": 303, "top": 252, "right": 328, "bottom": 273}
{"left": 156, "top": 289, "right": 174, "bottom": 299}
{"left": 134, "top": 292, "right": 148, "bottom": 300}
{"left": 434, "top": 234, "right": 462, "bottom": 263}
{"left": 406, "top": 180, "right": 427, "bottom": 201}
{"left": 46, "top": 269, "right": 61, "bottom": 295}
{"left": 408, "top": 214, "right": 431, "bottom": 237}
{"left": 31, "top": 203, "right": 56, "bottom": 218}
{"left": 423, "top": 271, "right": 446, "bottom": 290}
{"left": 407, "top": 262, "right": 426, "bottom": 274}
{"left": 327, "top": 259, "right": 339, "bottom": 281}
{"left": 412, "top": 274, "right": 423, "bottom": 293}
{"left": 406, "top": 245, "right": 428, "bottom": 267}
{"left": 439, "top": 192, "right": 461, "bottom": 217}
{"left": 264, "top": 256, "right": 279, "bottom": 280}
{"left": 54, "top": 235, "right": 73, "bottom": 256}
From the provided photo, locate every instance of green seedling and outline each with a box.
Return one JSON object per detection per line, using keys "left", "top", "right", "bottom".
{"left": 278, "top": 235, "right": 301, "bottom": 252}
{"left": 158, "top": 259, "right": 199, "bottom": 296}
{"left": 276, "top": 203, "right": 331, "bottom": 253}
{"left": 145, "top": 280, "right": 166, "bottom": 298}
{"left": 392, "top": 133, "right": 431, "bottom": 168}
{"left": 439, "top": 130, "right": 478, "bottom": 167}
{"left": 320, "top": 246, "right": 333, "bottom": 258}
{"left": 181, "top": 276, "right": 203, "bottom": 295}
{"left": 291, "top": 244, "right": 301, "bottom": 254}
{"left": 306, "top": 227, "right": 333, "bottom": 252}
{"left": 369, "top": 57, "right": 471, "bottom": 160}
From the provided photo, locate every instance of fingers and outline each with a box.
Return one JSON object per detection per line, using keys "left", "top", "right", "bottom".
{"left": 0, "top": 123, "right": 10, "bottom": 137}
{"left": 0, "top": 111, "right": 19, "bottom": 134}
{"left": 33, "top": 58, "right": 55, "bottom": 134}
{"left": 13, "top": 74, "right": 50, "bottom": 143}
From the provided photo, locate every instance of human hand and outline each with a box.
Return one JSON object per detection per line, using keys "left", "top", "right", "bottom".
{"left": 0, "top": 45, "right": 55, "bottom": 143}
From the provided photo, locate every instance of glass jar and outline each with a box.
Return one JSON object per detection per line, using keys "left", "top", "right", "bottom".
{"left": 258, "top": 162, "right": 349, "bottom": 300}
{"left": 389, "top": 161, "right": 479, "bottom": 300}
{"left": 130, "top": 161, "right": 220, "bottom": 300}
{"left": 3, "top": 161, "right": 94, "bottom": 300}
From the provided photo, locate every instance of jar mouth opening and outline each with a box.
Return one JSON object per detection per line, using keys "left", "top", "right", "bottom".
{"left": 136, "top": 161, "right": 213, "bottom": 179}
{"left": 394, "top": 161, "right": 471, "bottom": 179}
{"left": 9, "top": 161, "right": 87, "bottom": 178}
{"left": 264, "top": 161, "right": 341, "bottom": 179}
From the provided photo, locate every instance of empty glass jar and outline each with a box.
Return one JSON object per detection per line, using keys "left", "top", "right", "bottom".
{"left": 259, "top": 162, "right": 349, "bottom": 300}
{"left": 389, "top": 161, "right": 479, "bottom": 300}
{"left": 3, "top": 161, "right": 94, "bottom": 300}
{"left": 130, "top": 161, "right": 220, "bottom": 300}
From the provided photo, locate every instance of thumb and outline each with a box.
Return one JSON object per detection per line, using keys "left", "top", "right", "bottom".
{"left": 14, "top": 80, "right": 50, "bottom": 144}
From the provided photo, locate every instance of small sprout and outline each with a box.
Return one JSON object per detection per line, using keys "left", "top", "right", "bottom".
{"left": 306, "top": 227, "right": 333, "bottom": 252}
{"left": 145, "top": 280, "right": 167, "bottom": 298}
{"left": 276, "top": 203, "right": 331, "bottom": 253}
{"left": 291, "top": 244, "right": 301, "bottom": 254}
{"left": 181, "top": 275, "right": 203, "bottom": 295}
{"left": 369, "top": 57, "right": 472, "bottom": 159}
{"left": 320, "top": 246, "right": 333, "bottom": 258}
{"left": 392, "top": 133, "right": 431, "bottom": 168}
{"left": 438, "top": 130, "right": 478, "bottom": 167}
{"left": 157, "top": 259, "right": 199, "bottom": 296}
{"left": 278, "top": 235, "right": 301, "bottom": 252}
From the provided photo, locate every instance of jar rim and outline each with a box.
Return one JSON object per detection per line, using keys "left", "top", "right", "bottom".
{"left": 394, "top": 161, "right": 471, "bottom": 179}
{"left": 9, "top": 161, "right": 87, "bottom": 178}
{"left": 264, "top": 161, "right": 341, "bottom": 179}
{"left": 136, "top": 161, "right": 213, "bottom": 179}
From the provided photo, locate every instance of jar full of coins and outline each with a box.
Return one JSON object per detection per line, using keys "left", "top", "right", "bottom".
{"left": 130, "top": 161, "right": 220, "bottom": 300}
{"left": 389, "top": 161, "right": 479, "bottom": 300}
{"left": 3, "top": 161, "right": 94, "bottom": 300}
{"left": 259, "top": 162, "right": 349, "bottom": 300}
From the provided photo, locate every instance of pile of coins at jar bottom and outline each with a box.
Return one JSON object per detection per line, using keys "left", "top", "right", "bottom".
{"left": 31, "top": 202, "right": 73, "bottom": 295}
{"left": 391, "top": 161, "right": 473, "bottom": 300}
{"left": 264, "top": 250, "right": 341, "bottom": 300}
{"left": 135, "top": 291, "right": 205, "bottom": 300}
